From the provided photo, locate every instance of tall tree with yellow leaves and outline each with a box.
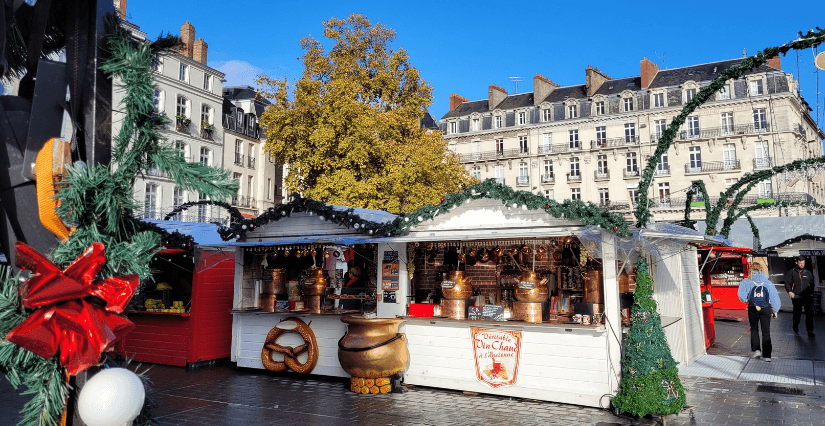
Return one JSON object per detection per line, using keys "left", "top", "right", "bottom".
{"left": 257, "top": 13, "right": 476, "bottom": 213}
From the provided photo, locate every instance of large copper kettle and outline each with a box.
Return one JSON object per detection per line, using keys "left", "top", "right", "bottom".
{"left": 441, "top": 270, "right": 473, "bottom": 299}
{"left": 303, "top": 267, "right": 330, "bottom": 296}
{"left": 515, "top": 271, "right": 549, "bottom": 302}
{"left": 338, "top": 316, "right": 409, "bottom": 379}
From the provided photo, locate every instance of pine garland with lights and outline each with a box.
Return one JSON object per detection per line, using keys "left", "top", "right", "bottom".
{"left": 761, "top": 233, "right": 825, "bottom": 252}
{"left": 744, "top": 213, "right": 761, "bottom": 251}
{"left": 635, "top": 28, "right": 825, "bottom": 228}
{"left": 1, "top": 20, "right": 237, "bottom": 426}
{"left": 162, "top": 200, "right": 245, "bottom": 224}
{"left": 222, "top": 179, "right": 632, "bottom": 241}
{"left": 612, "top": 257, "right": 686, "bottom": 418}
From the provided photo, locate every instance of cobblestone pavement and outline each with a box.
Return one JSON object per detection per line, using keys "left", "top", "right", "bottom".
{"left": 4, "top": 363, "right": 825, "bottom": 426}
{"left": 708, "top": 310, "right": 825, "bottom": 361}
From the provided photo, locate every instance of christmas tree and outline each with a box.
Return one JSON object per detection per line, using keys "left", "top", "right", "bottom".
{"left": 612, "top": 257, "right": 686, "bottom": 417}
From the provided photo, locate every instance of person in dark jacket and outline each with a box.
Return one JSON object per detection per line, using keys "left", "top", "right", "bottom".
{"left": 784, "top": 256, "right": 815, "bottom": 337}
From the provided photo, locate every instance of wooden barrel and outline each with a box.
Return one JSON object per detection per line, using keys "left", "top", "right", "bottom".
{"left": 584, "top": 270, "right": 604, "bottom": 304}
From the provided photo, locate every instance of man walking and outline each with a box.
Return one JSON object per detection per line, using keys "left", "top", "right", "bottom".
{"left": 784, "top": 256, "right": 816, "bottom": 337}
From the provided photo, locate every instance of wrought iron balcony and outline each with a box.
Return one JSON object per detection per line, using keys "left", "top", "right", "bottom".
{"left": 624, "top": 169, "right": 640, "bottom": 178}
{"left": 459, "top": 148, "right": 524, "bottom": 162}
{"left": 753, "top": 157, "right": 772, "bottom": 169}
{"left": 540, "top": 173, "right": 554, "bottom": 184}
{"left": 248, "top": 157, "right": 256, "bottom": 169}
{"left": 677, "top": 123, "right": 772, "bottom": 140}
{"left": 655, "top": 165, "right": 670, "bottom": 176}
{"left": 234, "top": 153, "right": 245, "bottom": 166}
{"left": 590, "top": 136, "right": 638, "bottom": 149}
{"left": 684, "top": 160, "right": 741, "bottom": 174}
{"left": 145, "top": 168, "right": 169, "bottom": 178}
{"left": 567, "top": 173, "right": 582, "bottom": 183}
{"left": 594, "top": 170, "right": 609, "bottom": 181}
{"left": 516, "top": 176, "right": 529, "bottom": 187}
{"left": 200, "top": 126, "right": 214, "bottom": 140}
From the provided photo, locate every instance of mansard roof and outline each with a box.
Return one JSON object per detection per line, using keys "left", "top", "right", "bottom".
{"left": 441, "top": 58, "right": 785, "bottom": 120}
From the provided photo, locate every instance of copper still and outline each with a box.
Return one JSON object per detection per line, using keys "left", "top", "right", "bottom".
{"left": 338, "top": 316, "right": 409, "bottom": 379}
{"left": 303, "top": 267, "right": 330, "bottom": 296}
{"left": 441, "top": 299, "right": 469, "bottom": 319}
{"left": 618, "top": 270, "right": 632, "bottom": 293}
{"left": 306, "top": 295, "right": 322, "bottom": 314}
{"left": 265, "top": 269, "right": 286, "bottom": 294}
{"left": 260, "top": 294, "right": 277, "bottom": 312}
{"left": 513, "top": 301, "right": 542, "bottom": 323}
{"left": 515, "top": 271, "right": 549, "bottom": 302}
{"left": 441, "top": 270, "right": 473, "bottom": 300}
{"left": 584, "top": 270, "right": 604, "bottom": 304}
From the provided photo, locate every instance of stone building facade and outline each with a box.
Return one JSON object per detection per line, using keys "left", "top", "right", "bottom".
{"left": 118, "top": 21, "right": 227, "bottom": 223}
{"left": 442, "top": 57, "right": 825, "bottom": 221}
{"left": 222, "top": 86, "right": 283, "bottom": 216}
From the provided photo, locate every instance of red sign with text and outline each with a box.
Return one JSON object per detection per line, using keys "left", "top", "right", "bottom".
{"left": 470, "top": 327, "right": 522, "bottom": 388}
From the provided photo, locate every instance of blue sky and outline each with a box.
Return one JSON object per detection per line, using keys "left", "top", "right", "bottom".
{"left": 128, "top": 0, "right": 824, "bottom": 128}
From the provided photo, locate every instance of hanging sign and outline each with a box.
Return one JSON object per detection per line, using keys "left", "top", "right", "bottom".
{"left": 381, "top": 251, "right": 399, "bottom": 291}
{"left": 469, "top": 327, "right": 522, "bottom": 388}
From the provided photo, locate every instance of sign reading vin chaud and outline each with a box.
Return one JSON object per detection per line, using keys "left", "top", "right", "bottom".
{"left": 469, "top": 327, "right": 522, "bottom": 388}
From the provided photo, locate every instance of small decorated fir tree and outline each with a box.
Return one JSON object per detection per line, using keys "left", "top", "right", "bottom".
{"left": 612, "top": 257, "right": 686, "bottom": 417}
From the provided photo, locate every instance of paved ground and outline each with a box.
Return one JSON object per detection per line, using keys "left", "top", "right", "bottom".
{"left": 3, "top": 309, "right": 825, "bottom": 425}
{"left": 708, "top": 310, "right": 825, "bottom": 361}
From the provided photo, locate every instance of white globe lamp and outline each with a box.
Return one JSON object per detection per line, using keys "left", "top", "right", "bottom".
{"left": 77, "top": 368, "right": 146, "bottom": 426}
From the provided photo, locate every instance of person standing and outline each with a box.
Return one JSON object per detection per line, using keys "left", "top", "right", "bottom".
{"left": 784, "top": 256, "right": 816, "bottom": 337}
{"left": 739, "top": 264, "right": 781, "bottom": 361}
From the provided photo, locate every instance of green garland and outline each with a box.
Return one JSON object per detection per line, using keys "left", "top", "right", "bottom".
{"left": 612, "top": 257, "right": 686, "bottom": 417}
{"left": 223, "top": 179, "right": 632, "bottom": 241}
{"left": 744, "top": 213, "right": 761, "bottom": 251}
{"left": 1, "top": 20, "right": 238, "bottom": 426}
{"left": 634, "top": 28, "right": 825, "bottom": 228}
{"left": 761, "top": 233, "right": 825, "bottom": 252}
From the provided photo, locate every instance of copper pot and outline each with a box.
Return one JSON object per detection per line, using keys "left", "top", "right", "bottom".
{"left": 478, "top": 248, "right": 489, "bottom": 263}
{"left": 618, "top": 270, "right": 632, "bottom": 293}
{"left": 265, "top": 269, "right": 286, "bottom": 294}
{"left": 584, "top": 270, "right": 604, "bottom": 304}
{"left": 441, "top": 270, "right": 473, "bottom": 299}
{"left": 515, "top": 271, "right": 549, "bottom": 302}
{"left": 303, "top": 267, "right": 329, "bottom": 296}
{"left": 338, "top": 316, "right": 409, "bottom": 379}
{"left": 513, "top": 301, "right": 543, "bottom": 323}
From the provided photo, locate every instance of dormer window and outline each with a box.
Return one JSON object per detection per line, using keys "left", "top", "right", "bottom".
{"left": 653, "top": 93, "right": 665, "bottom": 108}
{"left": 450, "top": 121, "right": 458, "bottom": 134}
{"left": 236, "top": 108, "right": 244, "bottom": 128}
{"left": 595, "top": 101, "right": 605, "bottom": 115}
{"left": 620, "top": 91, "right": 636, "bottom": 112}
{"left": 542, "top": 108, "right": 551, "bottom": 122}
{"left": 567, "top": 105, "right": 577, "bottom": 119}
{"left": 472, "top": 118, "right": 480, "bottom": 131}
{"left": 518, "top": 112, "right": 526, "bottom": 125}
{"left": 494, "top": 114, "right": 502, "bottom": 129}
{"left": 685, "top": 88, "right": 696, "bottom": 102}
{"left": 749, "top": 80, "right": 763, "bottom": 96}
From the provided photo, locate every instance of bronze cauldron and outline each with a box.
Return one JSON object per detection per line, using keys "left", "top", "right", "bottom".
{"left": 338, "top": 316, "right": 409, "bottom": 379}
{"left": 303, "top": 267, "right": 329, "bottom": 296}
{"left": 441, "top": 270, "right": 473, "bottom": 299}
{"left": 515, "top": 271, "right": 549, "bottom": 302}
{"left": 264, "top": 269, "right": 286, "bottom": 294}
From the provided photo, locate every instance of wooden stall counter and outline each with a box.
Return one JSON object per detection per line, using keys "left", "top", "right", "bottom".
{"left": 398, "top": 316, "right": 611, "bottom": 408}
{"left": 231, "top": 311, "right": 352, "bottom": 378}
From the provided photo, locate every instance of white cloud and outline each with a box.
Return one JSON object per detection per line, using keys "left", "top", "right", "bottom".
{"left": 210, "top": 60, "right": 265, "bottom": 87}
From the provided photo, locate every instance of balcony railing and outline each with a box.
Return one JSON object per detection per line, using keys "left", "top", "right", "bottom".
{"left": 134, "top": 207, "right": 229, "bottom": 225}
{"left": 684, "top": 160, "right": 741, "bottom": 174}
{"left": 655, "top": 165, "right": 670, "bottom": 176}
{"left": 590, "top": 135, "right": 639, "bottom": 149}
{"left": 234, "top": 153, "right": 245, "bottom": 166}
{"left": 222, "top": 114, "right": 263, "bottom": 139}
{"left": 676, "top": 123, "right": 772, "bottom": 140}
{"left": 753, "top": 157, "right": 772, "bottom": 169}
{"left": 594, "top": 170, "right": 609, "bottom": 181}
{"left": 459, "top": 148, "right": 524, "bottom": 162}
{"left": 248, "top": 157, "right": 256, "bottom": 169}
{"left": 624, "top": 169, "right": 640, "bottom": 178}
{"left": 567, "top": 173, "right": 582, "bottom": 183}
{"left": 673, "top": 192, "right": 814, "bottom": 209}
{"left": 230, "top": 195, "right": 258, "bottom": 209}
{"left": 200, "top": 127, "right": 214, "bottom": 140}
{"left": 176, "top": 121, "right": 190, "bottom": 134}
{"left": 516, "top": 176, "right": 529, "bottom": 187}
{"left": 540, "top": 173, "right": 555, "bottom": 184}
{"left": 145, "top": 168, "right": 169, "bottom": 178}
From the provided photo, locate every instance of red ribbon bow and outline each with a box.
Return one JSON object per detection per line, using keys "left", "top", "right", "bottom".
{"left": 6, "top": 242, "right": 138, "bottom": 375}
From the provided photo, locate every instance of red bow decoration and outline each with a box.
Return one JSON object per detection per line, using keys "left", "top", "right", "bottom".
{"left": 5, "top": 242, "right": 138, "bottom": 375}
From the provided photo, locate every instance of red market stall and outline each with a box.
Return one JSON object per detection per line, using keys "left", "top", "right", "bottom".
{"left": 698, "top": 246, "right": 753, "bottom": 310}
{"left": 118, "top": 222, "right": 237, "bottom": 367}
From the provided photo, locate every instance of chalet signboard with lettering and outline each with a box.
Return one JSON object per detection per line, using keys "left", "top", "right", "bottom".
{"left": 469, "top": 327, "right": 522, "bottom": 388}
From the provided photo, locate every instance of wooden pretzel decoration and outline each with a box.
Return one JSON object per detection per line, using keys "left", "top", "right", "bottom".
{"left": 261, "top": 317, "right": 318, "bottom": 374}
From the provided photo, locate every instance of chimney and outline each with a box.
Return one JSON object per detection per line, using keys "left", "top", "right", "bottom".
{"left": 193, "top": 38, "right": 208, "bottom": 64}
{"left": 640, "top": 57, "right": 660, "bottom": 89}
{"left": 449, "top": 93, "right": 469, "bottom": 111}
{"left": 488, "top": 84, "right": 508, "bottom": 109}
{"left": 116, "top": 0, "right": 127, "bottom": 19}
{"left": 533, "top": 73, "right": 556, "bottom": 105}
{"left": 767, "top": 56, "right": 781, "bottom": 70}
{"left": 179, "top": 22, "right": 195, "bottom": 58}
{"left": 585, "top": 65, "right": 612, "bottom": 97}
